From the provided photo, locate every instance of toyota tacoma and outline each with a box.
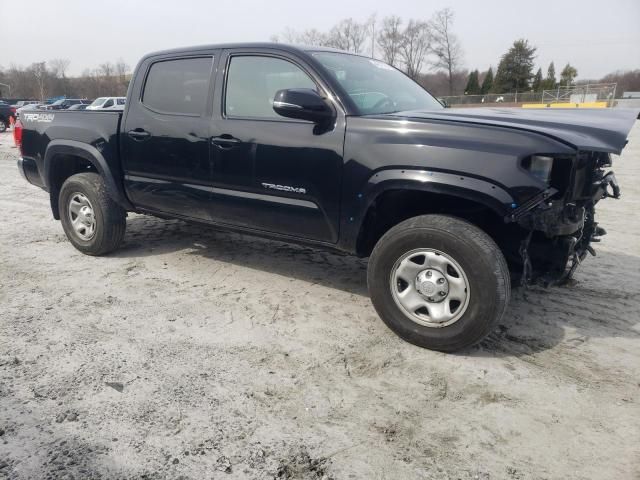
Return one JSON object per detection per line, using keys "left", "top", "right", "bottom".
{"left": 16, "top": 43, "right": 638, "bottom": 351}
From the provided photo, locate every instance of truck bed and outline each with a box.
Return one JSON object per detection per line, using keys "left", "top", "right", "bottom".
{"left": 19, "top": 110, "right": 122, "bottom": 189}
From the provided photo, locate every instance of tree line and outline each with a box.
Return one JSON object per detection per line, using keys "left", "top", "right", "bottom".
{"left": 275, "top": 12, "right": 639, "bottom": 98}
{"left": 273, "top": 9, "right": 463, "bottom": 95}
{"left": 463, "top": 39, "right": 579, "bottom": 96}
{"left": 0, "top": 59, "right": 130, "bottom": 100}
{"left": 2, "top": 9, "right": 639, "bottom": 101}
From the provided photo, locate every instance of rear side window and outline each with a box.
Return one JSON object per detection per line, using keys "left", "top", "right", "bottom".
{"left": 225, "top": 55, "right": 316, "bottom": 119}
{"left": 142, "top": 57, "right": 212, "bottom": 115}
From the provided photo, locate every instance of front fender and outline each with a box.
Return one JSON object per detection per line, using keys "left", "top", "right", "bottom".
{"left": 363, "top": 169, "right": 514, "bottom": 216}
{"left": 338, "top": 168, "right": 518, "bottom": 254}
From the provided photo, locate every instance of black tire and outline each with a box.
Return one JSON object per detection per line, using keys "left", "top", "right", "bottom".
{"left": 367, "top": 214, "right": 510, "bottom": 352}
{"left": 0, "top": 119, "right": 7, "bottom": 133}
{"left": 59, "top": 172, "right": 126, "bottom": 256}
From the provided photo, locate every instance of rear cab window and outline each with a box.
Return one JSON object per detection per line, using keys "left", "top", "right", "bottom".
{"left": 142, "top": 57, "right": 213, "bottom": 115}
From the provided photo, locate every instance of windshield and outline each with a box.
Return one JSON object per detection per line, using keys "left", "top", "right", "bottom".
{"left": 312, "top": 52, "right": 442, "bottom": 115}
{"left": 90, "top": 98, "right": 107, "bottom": 107}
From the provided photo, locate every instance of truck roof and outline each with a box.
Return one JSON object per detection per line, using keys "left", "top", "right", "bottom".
{"left": 142, "top": 42, "right": 350, "bottom": 60}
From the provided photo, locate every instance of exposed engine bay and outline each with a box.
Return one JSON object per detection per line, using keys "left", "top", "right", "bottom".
{"left": 507, "top": 151, "right": 620, "bottom": 286}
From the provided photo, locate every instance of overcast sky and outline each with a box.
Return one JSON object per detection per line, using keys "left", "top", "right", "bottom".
{"left": 1, "top": 0, "right": 638, "bottom": 80}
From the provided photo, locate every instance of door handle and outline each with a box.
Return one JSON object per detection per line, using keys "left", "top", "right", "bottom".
{"left": 211, "top": 135, "right": 241, "bottom": 149}
{"left": 128, "top": 129, "right": 151, "bottom": 140}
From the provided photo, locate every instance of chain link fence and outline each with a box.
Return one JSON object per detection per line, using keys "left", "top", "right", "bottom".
{"left": 440, "top": 83, "right": 618, "bottom": 107}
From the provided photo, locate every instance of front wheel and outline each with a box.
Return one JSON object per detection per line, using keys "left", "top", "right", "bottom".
{"left": 59, "top": 172, "right": 126, "bottom": 256}
{"left": 367, "top": 214, "right": 510, "bottom": 352}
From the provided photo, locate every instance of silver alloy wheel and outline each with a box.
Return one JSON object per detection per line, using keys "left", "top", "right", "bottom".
{"left": 390, "top": 248, "right": 470, "bottom": 327}
{"left": 68, "top": 192, "right": 97, "bottom": 241}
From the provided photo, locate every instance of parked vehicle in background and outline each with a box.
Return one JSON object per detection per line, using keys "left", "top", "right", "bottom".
{"left": 86, "top": 97, "right": 126, "bottom": 110}
{"left": 15, "top": 103, "right": 45, "bottom": 118}
{"left": 15, "top": 43, "right": 639, "bottom": 352}
{"left": 0, "top": 102, "right": 16, "bottom": 132}
{"left": 45, "top": 99, "right": 91, "bottom": 110}
{"left": 12, "top": 100, "right": 40, "bottom": 108}
{"left": 68, "top": 104, "right": 90, "bottom": 111}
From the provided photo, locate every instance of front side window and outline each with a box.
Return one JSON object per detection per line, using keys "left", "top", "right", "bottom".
{"left": 143, "top": 57, "right": 212, "bottom": 115}
{"left": 225, "top": 55, "right": 316, "bottom": 119}
{"left": 103, "top": 99, "right": 114, "bottom": 108}
{"left": 313, "top": 52, "right": 442, "bottom": 115}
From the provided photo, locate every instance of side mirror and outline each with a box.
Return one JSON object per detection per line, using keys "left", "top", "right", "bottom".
{"left": 438, "top": 98, "right": 449, "bottom": 108}
{"left": 273, "top": 89, "right": 334, "bottom": 124}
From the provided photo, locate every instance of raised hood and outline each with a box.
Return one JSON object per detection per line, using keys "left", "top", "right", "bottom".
{"left": 387, "top": 107, "right": 639, "bottom": 155}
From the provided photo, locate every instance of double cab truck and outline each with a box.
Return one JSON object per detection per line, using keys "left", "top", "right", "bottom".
{"left": 16, "top": 43, "right": 638, "bottom": 352}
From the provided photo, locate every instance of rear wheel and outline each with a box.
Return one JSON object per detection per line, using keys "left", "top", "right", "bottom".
{"left": 367, "top": 214, "right": 510, "bottom": 352}
{"left": 59, "top": 173, "right": 126, "bottom": 256}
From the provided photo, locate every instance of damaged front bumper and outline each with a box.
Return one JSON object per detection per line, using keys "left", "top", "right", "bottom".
{"left": 507, "top": 163, "right": 621, "bottom": 286}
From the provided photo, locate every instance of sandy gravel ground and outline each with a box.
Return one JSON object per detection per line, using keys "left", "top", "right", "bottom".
{"left": 0, "top": 123, "right": 639, "bottom": 480}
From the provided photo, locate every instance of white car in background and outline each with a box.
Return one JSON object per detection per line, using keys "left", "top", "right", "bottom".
{"left": 86, "top": 97, "right": 126, "bottom": 110}
{"left": 15, "top": 103, "right": 45, "bottom": 118}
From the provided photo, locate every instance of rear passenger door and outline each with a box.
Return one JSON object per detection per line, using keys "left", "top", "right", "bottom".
{"left": 122, "top": 53, "right": 217, "bottom": 220}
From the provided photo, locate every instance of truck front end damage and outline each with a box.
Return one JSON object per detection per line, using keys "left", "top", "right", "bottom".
{"left": 508, "top": 151, "right": 621, "bottom": 286}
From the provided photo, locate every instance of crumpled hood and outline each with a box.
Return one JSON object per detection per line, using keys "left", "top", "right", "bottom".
{"left": 386, "top": 107, "right": 639, "bottom": 155}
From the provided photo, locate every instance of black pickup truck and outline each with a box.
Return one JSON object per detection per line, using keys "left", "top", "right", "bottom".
{"left": 17, "top": 43, "right": 638, "bottom": 352}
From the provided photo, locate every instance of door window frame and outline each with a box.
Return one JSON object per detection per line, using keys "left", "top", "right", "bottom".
{"left": 139, "top": 54, "right": 216, "bottom": 118}
{"left": 221, "top": 51, "right": 339, "bottom": 124}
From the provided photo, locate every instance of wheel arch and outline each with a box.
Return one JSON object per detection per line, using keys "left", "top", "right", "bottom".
{"left": 44, "top": 140, "right": 132, "bottom": 219}
{"left": 352, "top": 169, "right": 517, "bottom": 257}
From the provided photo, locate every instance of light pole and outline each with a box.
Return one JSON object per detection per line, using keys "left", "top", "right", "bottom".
{"left": 0, "top": 82, "right": 11, "bottom": 97}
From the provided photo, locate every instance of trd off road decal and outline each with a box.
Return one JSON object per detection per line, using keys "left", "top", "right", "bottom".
{"left": 22, "top": 113, "right": 55, "bottom": 123}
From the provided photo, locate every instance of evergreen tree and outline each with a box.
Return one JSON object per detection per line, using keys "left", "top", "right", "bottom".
{"left": 493, "top": 39, "right": 537, "bottom": 93}
{"left": 559, "top": 63, "right": 578, "bottom": 86}
{"left": 545, "top": 62, "right": 556, "bottom": 90}
{"left": 532, "top": 68, "right": 543, "bottom": 91}
{"left": 465, "top": 70, "right": 480, "bottom": 95}
{"left": 481, "top": 67, "right": 494, "bottom": 94}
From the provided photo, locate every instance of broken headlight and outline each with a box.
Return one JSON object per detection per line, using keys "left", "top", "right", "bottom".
{"left": 523, "top": 155, "right": 554, "bottom": 185}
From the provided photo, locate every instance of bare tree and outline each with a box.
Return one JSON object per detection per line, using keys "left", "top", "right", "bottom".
{"left": 114, "top": 59, "right": 129, "bottom": 80}
{"left": 48, "top": 58, "right": 71, "bottom": 96}
{"left": 367, "top": 13, "right": 377, "bottom": 58}
{"left": 279, "top": 27, "right": 299, "bottom": 44}
{"left": 31, "top": 62, "right": 48, "bottom": 101}
{"left": 99, "top": 62, "right": 114, "bottom": 78}
{"left": 274, "top": 27, "right": 331, "bottom": 47}
{"left": 49, "top": 58, "right": 70, "bottom": 79}
{"left": 328, "top": 18, "right": 368, "bottom": 53}
{"left": 429, "top": 8, "right": 463, "bottom": 95}
{"left": 400, "top": 20, "right": 431, "bottom": 80}
{"left": 297, "top": 29, "right": 332, "bottom": 47}
{"left": 377, "top": 16, "right": 403, "bottom": 67}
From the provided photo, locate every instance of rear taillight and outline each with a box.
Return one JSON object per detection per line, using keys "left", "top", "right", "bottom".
{"left": 14, "top": 119, "right": 23, "bottom": 153}
{"left": 10, "top": 107, "right": 16, "bottom": 115}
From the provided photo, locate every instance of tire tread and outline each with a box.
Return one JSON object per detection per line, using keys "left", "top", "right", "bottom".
{"left": 59, "top": 172, "right": 126, "bottom": 256}
{"left": 368, "top": 214, "right": 510, "bottom": 352}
